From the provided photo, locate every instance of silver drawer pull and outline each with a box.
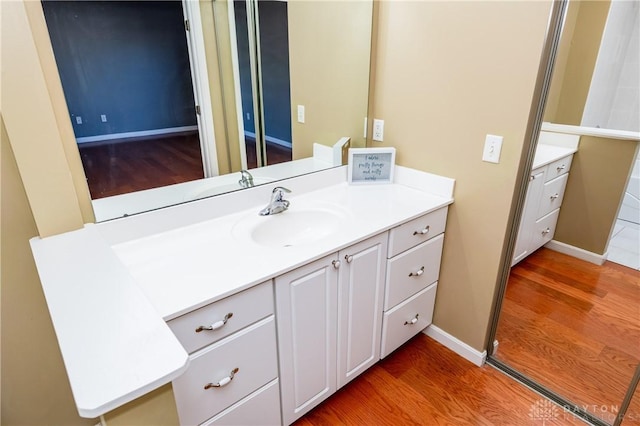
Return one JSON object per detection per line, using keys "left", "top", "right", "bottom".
{"left": 204, "top": 367, "right": 239, "bottom": 389}
{"left": 413, "top": 226, "right": 430, "bottom": 236}
{"left": 409, "top": 266, "right": 425, "bottom": 277}
{"left": 195, "top": 312, "right": 233, "bottom": 333}
{"left": 556, "top": 164, "right": 566, "bottom": 172}
{"left": 404, "top": 314, "right": 419, "bottom": 326}
{"left": 550, "top": 193, "right": 559, "bottom": 200}
{"left": 530, "top": 175, "right": 536, "bottom": 181}
{"left": 345, "top": 254, "right": 354, "bottom": 263}
{"left": 541, "top": 227, "right": 551, "bottom": 236}
{"left": 332, "top": 259, "right": 341, "bottom": 269}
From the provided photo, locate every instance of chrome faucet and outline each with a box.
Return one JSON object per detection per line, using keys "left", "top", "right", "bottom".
{"left": 238, "top": 170, "right": 254, "bottom": 188}
{"left": 259, "top": 187, "right": 291, "bottom": 216}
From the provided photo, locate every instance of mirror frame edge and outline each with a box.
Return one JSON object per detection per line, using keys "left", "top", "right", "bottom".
{"left": 484, "top": 0, "right": 568, "bottom": 355}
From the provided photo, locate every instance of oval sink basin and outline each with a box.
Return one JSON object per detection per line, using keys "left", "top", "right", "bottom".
{"left": 234, "top": 206, "right": 348, "bottom": 248}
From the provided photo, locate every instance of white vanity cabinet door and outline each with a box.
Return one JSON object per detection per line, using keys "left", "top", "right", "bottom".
{"left": 545, "top": 155, "right": 573, "bottom": 182}
{"left": 388, "top": 208, "right": 448, "bottom": 257}
{"left": 203, "top": 379, "right": 281, "bottom": 426}
{"left": 337, "top": 233, "right": 387, "bottom": 389}
{"left": 512, "top": 168, "right": 546, "bottom": 266}
{"left": 168, "top": 281, "right": 273, "bottom": 354}
{"left": 531, "top": 209, "right": 561, "bottom": 250}
{"left": 172, "top": 317, "right": 278, "bottom": 426}
{"left": 275, "top": 254, "right": 339, "bottom": 426}
{"left": 381, "top": 283, "right": 437, "bottom": 358}
{"left": 384, "top": 234, "right": 444, "bottom": 310}
{"left": 538, "top": 173, "right": 568, "bottom": 219}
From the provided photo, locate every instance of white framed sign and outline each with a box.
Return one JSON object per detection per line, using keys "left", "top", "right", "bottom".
{"left": 347, "top": 147, "right": 396, "bottom": 184}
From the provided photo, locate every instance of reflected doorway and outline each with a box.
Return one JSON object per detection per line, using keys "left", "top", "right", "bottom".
{"left": 233, "top": 0, "right": 293, "bottom": 169}
{"left": 42, "top": 0, "right": 207, "bottom": 199}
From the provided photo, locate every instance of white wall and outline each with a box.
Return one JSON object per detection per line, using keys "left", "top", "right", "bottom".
{"left": 582, "top": 0, "right": 640, "bottom": 132}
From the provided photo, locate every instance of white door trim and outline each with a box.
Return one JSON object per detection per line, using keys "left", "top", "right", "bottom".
{"left": 182, "top": 0, "right": 219, "bottom": 177}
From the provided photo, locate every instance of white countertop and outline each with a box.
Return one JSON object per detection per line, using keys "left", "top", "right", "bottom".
{"left": 30, "top": 165, "right": 454, "bottom": 418}
{"left": 91, "top": 157, "right": 334, "bottom": 222}
{"left": 532, "top": 143, "right": 577, "bottom": 169}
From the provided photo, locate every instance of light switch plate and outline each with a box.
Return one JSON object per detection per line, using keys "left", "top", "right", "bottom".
{"left": 297, "top": 105, "right": 305, "bottom": 124}
{"left": 482, "top": 134, "right": 503, "bottom": 163}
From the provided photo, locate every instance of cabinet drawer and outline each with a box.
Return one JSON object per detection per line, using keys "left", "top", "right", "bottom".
{"left": 173, "top": 317, "right": 278, "bottom": 426}
{"left": 388, "top": 207, "right": 447, "bottom": 257}
{"left": 531, "top": 209, "right": 560, "bottom": 252}
{"left": 384, "top": 234, "right": 443, "bottom": 310}
{"left": 168, "top": 281, "right": 273, "bottom": 354}
{"left": 203, "top": 379, "right": 281, "bottom": 426}
{"left": 538, "top": 174, "right": 568, "bottom": 218}
{"left": 380, "top": 283, "right": 437, "bottom": 358}
{"left": 545, "top": 155, "right": 572, "bottom": 182}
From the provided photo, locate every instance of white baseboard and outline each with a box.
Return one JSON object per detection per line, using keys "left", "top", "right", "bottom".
{"left": 244, "top": 131, "right": 292, "bottom": 149}
{"left": 544, "top": 240, "right": 607, "bottom": 265}
{"left": 76, "top": 126, "right": 198, "bottom": 144}
{"left": 423, "top": 325, "right": 487, "bottom": 367}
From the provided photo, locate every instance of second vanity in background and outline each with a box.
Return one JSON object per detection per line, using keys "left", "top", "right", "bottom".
{"left": 31, "top": 165, "right": 454, "bottom": 425}
{"left": 511, "top": 131, "right": 578, "bottom": 265}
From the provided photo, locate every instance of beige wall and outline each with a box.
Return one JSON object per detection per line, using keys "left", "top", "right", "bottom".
{"left": 1, "top": 118, "right": 92, "bottom": 425}
{"left": 372, "top": 0, "right": 553, "bottom": 350}
{"left": 201, "top": 0, "right": 243, "bottom": 175}
{"left": 288, "top": 1, "right": 372, "bottom": 160}
{"left": 555, "top": 136, "right": 638, "bottom": 254}
{"left": 544, "top": 0, "right": 611, "bottom": 125}
{"left": 1, "top": 0, "right": 557, "bottom": 423}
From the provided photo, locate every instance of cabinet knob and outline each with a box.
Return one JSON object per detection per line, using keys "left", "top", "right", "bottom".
{"left": 530, "top": 175, "right": 536, "bottom": 181}
{"left": 413, "top": 225, "right": 430, "bottom": 236}
{"left": 408, "top": 266, "right": 425, "bottom": 277}
{"left": 550, "top": 193, "right": 559, "bottom": 200}
{"left": 344, "top": 254, "right": 354, "bottom": 263}
{"left": 404, "top": 314, "right": 419, "bottom": 326}
{"left": 195, "top": 312, "right": 233, "bottom": 333}
{"left": 204, "top": 367, "right": 239, "bottom": 389}
{"left": 541, "top": 227, "right": 551, "bottom": 236}
{"left": 332, "top": 260, "right": 341, "bottom": 269}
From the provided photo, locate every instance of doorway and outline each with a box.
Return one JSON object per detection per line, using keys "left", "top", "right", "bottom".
{"left": 231, "top": 0, "right": 293, "bottom": 170}
{"left": 41, "top": 0, "right": 209, "bottom": 199}
{"left": 488, "top": 1, "right": 640, "bottom": 425}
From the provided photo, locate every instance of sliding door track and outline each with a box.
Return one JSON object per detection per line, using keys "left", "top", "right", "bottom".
{"left": 486, "top": 357, "right": 610, "bottom": 426}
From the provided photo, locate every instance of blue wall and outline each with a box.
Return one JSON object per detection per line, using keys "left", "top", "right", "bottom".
{"left": 42, "top": 1, "right": 197, "bottom": 139}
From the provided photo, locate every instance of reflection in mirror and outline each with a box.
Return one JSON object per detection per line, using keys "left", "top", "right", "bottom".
{"left": 492, "top": 1, "right": 640, "bottom": 424}
{"left": 41, "top": 0, "right": 373, "bottom": 221}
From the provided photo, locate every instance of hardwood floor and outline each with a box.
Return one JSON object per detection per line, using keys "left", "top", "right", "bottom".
{"left": 296, "top": 334, "right": 586, "bottom": 425}
{"left": 244, "top": 137, "right": 292, "bottom": 169}
{"left": 78, "top": 133, "right": 292, "bottom": 199}
{"left": 78, "top": 132, "right": 204, "bottom": 199}
{"left": 495, "top": 248, "right": 640, "bottom": 424}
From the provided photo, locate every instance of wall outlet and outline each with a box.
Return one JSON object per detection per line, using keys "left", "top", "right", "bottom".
{"left": 482, "top": 134, "right": 503, "bottom": 163}
{"left": 297, "top": 105, "right": 305, "bottom": 124}
{"left": 100, "top": 114, "right": 107, "bottom": 122}
{"left": 75, "top": 116, "right": 82, "bottom": 125}
{"left": 373, "top": 119, "right": 384, "bottom": 142}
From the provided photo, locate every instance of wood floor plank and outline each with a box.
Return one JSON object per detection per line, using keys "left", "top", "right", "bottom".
{"left": 297, "top": 335, "right": 586, "bottom": 425}
{"left": 496, "top": 247, "right": 640, "bottom": 423}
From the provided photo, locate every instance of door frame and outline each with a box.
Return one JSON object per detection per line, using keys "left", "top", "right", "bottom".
{"left": 182, "top": 0, "right": 219, "bottom": 177}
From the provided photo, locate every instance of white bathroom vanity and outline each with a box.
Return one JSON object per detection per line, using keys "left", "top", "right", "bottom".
{"left": 30, "top": 165, "right": 454, "bottom": 424}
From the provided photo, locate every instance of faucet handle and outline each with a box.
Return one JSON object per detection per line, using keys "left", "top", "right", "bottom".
{"left": 272, "top": 186, "right": 291, "bottom": 201}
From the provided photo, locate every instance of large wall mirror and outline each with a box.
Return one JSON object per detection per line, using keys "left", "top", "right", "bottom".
{"left": 40, "top": 0, "right": 374, "bottom": 221}
{"left": 491, "top": 1, "right": 640, "bottom": 424}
